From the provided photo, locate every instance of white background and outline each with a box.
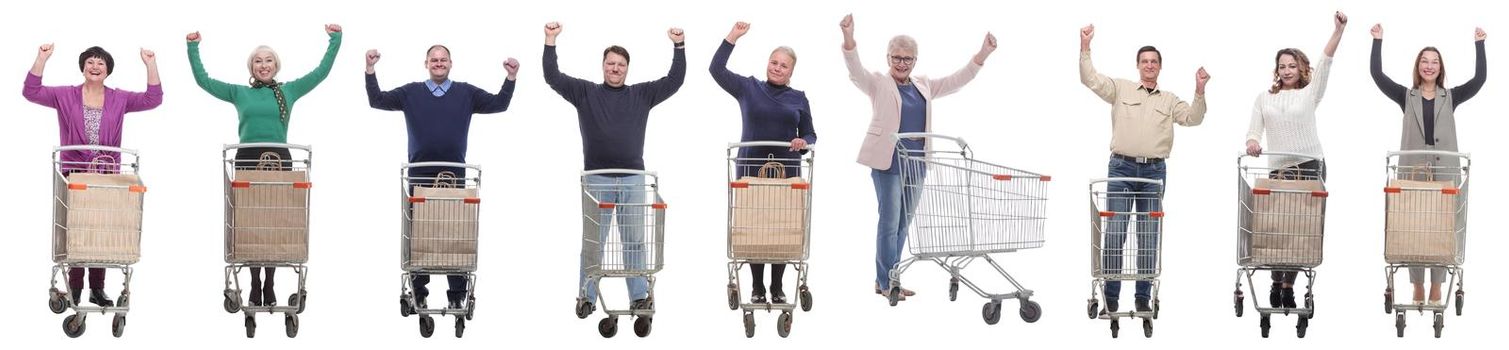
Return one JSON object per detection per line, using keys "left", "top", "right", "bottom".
{"left": 0, "top": 0, "right": 1500, "bottom": 348}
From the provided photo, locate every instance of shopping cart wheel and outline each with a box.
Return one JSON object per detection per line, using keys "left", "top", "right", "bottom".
{"left": 62, "top": 314, "right": 86, "bottom": 338}
{"left": 1384, "top": 288, "right": 1394, "bottom": 314}
{"left": 948, "top": 278, "right": 959, "bottom": 302}
{"left": 1432, "top": 313, "right": 1443, "bottom": 338}
{"left": 799, "top": 285, "right": 813, "bottom": 312}
{"left": 244, "top": 315, "right": 256, "bottom": 338}
{"left": 575, "top": 298, "right": 593, "bottom": 319}
{"left": 1304, "top": 293, "right": 1315, "bottom": 319}
{"left": 1296, "top": 316, "right": 1308, "bottom": 338}
{"left": 399, "top": 297, "right": 413, "bottom": 317}
{"left": 1233, "top": 290, "right": 1244, "bottom": 317}
{"left": 1142, "top": 319, "right": 1153, "bottom": 338}
{"left": 1152, "top": 299, "right": 1161, "bottom": 319}
{"left": 1259, "top": 315, "right": 1271, "bottom": 338}
{"left": 49, "top": 290, "right": 67, "bottom": 314}
{"left": 742, "top": 312, "right": 756, "bottom": 338}
{"left": 1109, "top": 319, "right": 1120, "bottom": 338}
{"left": 454, "top": 317, "right": 465, "bottom": 338}
{"left": 116, "top": 293, "right": 129, "bottom": 308}
{"left": 1394, "top": 313, "right": 1405, "bottom": 338}
{"left": 418, "top": 315, "right": 435, "bottom": 338}
{"left": 597, "top": 317, "right": 618, "bottom": 338}
{"left": 887, "top": 287, "right": 901, "bottom": 307}
{"left": 465, "top": 296, "right": 476, "bottom": 320}
{"left": 726, "top": 283, "right": 740, "bottom": 310}
{"left": 1454, "top": 289, "right": 1466, "bottom": 316}
{"left": 633, "top": 316, "right": 652, "bottom": 338}
{"left": 290, "top": 290, "right": 307, "bottom": 315}
{"left": 982, "top": 301, "right": 1002, "bottom": 325}
{"left": 776, "top": 312, "right": 792, "bottom": 338}
{"left": 224, "top": 294, "right": 241, "bottom": 314}
{"left": 284, "top": 314, "right": 299, "bottom": 338}
{"left": 1086, "top": 299, "right": 1099, "bottom": 320}
{"left": 111, "top": 314, "right": 126, "bottom": 338}
{"left": 1019, "top": 300, "right": 1042, "bottom": 323}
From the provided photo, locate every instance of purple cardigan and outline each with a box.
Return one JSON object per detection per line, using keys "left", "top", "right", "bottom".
{"left": 22, "top": 73, "right": 163, "bottom": 170}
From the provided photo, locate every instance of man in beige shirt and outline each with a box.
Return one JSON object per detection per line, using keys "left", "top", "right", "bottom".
{"left": 1079, "top": 24, "right": 1209, "bottom": 316}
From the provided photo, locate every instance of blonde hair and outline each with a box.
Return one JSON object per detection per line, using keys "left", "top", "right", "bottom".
{"left": 770, "top": 46, "right": 798, "bottom": 66}
{"left": 246, "top": 45, "right": 281, "bottom": 80}
{"left": 888, "top": 35, "right": 918, "bottom": 56}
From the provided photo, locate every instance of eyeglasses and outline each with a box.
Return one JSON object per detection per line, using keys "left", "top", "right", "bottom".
{"left": 889, "top": 55, "right": 916, "bottom": 65}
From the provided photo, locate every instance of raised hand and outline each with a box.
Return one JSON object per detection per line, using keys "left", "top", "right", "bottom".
{"left": 1371, "top": 24, "right": 1382, "bottom": 39}
{"left": 140, "top": 48, "right": 156, "bottom": 64}
{"left": 1195, "top": 67, "right": 1211, "bottom": 95}
{"left": 544, "top": 22, "right": 563, "bottom": 45}
{"left": 840, "top": 14, "right": 855, "bottom": 50}
{"left": 504, "top": 57, "right": 520, "bottom": 80}
{"left": 1476, "top": 27, "right": 1487, "bottom": 41}
{"left": 1080, "top": 24, "right": 1095, "bottom": 51}
{"left": 727, "top": 21, "right": 751, "bottom": 43}
{"left": 668, "top": 27, "right": 685, "bottom": 45}
{"left": 326, "top": 24, "right": 342, "bottom": 34}
{"left": 365, "top": 49, "right": 381, "bottom": 74}
{"left": 975, "top": 32, "right": 997, "bottom": 65}
{"left": 38, "top": 43, "right": 55, "bottom": 61}
{"left": 186, "top": 31, "right": 202, "bottom": 43}
{"left": 1334, "top": 11, "right": 1348, "bottom": 29}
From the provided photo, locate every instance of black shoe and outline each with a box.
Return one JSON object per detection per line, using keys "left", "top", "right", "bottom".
{"left": 631, "top": 298, "right": 653, "bottom": 311}
{"left": 416, "top": 298, "right": 429, "bottom": 310}
{"left": 771, "top": 289, "right": 787, "bottom": 304}
{"left": 70, "top": 287, "right": 82, "bottom": 306}
{"left": 751, "top": 290, "right": 768, "bottom": 304}
{"left": 1101, "top": 299, "right": 1119, "bottom": 315}
{"left": 1135, "top": 299, "right": 1152, "bottom": 312}
{"left": 1281, "top": 288, "right": 1297, "bottom": 309}
{"left": 249, "top": 286, "right": 263, "bottom": 306}
{"left": 448, "top": 299, "right": 463, "bottom": 310}
{"left": 446, "top": 291, "right": 467, "bottom": 309}
{"left": 1270, "top": 284, "right": 1283, "bottom": 308}
{"left": 89, "top": 288, "right": 115, "bottom": 307}
{"left": 263, "top": 288, "right": 277, "bottom": 307}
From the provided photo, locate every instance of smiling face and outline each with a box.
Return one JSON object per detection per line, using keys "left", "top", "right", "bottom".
{"left": 1137, "top": 51, "right": 1162, "bottom": 84}
{"left": 247, "top": 46, "right": 280, "bottom": 84}
{"left": 603, "top": 52, "right": 628, "bottom": 87}
{"left": 81, "top": 57, "right": 109, "bottom": 84}
{"left": 1414, "top": 48, "right": 1444, "bottom": 88}
{"left": 426, "top": 46, "right": 452, "bottom": 82}
{"left": 766, "top": 48, "right": 796, "bottom": 86}
{"left": 1276, "top": 54, "right": 1301, "bottom": 88}
{"left": 886, "top": 35, "right": 918, "bottom": 83}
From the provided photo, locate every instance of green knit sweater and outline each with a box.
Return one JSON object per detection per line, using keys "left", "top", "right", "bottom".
{"left": 188, "top": 32, "right": 342, "bottom": 143}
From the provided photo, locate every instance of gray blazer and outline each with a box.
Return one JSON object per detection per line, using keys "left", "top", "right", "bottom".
{"left": 1398, "top": 89, "right": 1460, "bottom": 183}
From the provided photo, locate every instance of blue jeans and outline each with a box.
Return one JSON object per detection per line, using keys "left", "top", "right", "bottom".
{"left": 1103, "top": 156, "right": 1165, "bottom": 302}
{"left": 872, "top": 168, "right": 923, "bottom": 288}
{"left": 580, "top": 174, "right": 649, "bottom": 302}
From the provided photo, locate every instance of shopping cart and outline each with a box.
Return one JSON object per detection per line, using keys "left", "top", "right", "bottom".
{"left": 724, "top": 141, "right": 815, "bottom": 338}
{"left": 220, "top": 143, "right": 311, "bottom": 338}
{"left": 1381, "top": 150, "right": 1468, "bottom": 338}
{"left": 1232, "top": 152, "right": 1327, "bottom": 338}
{"left": 48, "top": 145, "right": 146, "bottom": 338}
{"left": 573, "top": 169, "right": 667, "bottom": 338}
{"left": 1087, "top": 176, "right": 1164, "bottom": 338}
{"left": 397, "top": 162, "right": 481, "bottom": 338}
{"left": 886, "top": 133, "right": 1049, "bottom": 326}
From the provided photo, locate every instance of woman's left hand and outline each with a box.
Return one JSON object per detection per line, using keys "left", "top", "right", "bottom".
{"left": 326, "top": 24, "right": 343, "bottom": 34}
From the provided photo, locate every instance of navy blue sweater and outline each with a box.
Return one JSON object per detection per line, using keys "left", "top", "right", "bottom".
{"left": 365, "top": 73, "right": 516, "bottom": 164}
{"left": 709, "top": 40, "right": 816, "bottom": 177}
{"left": 543, "top": 44, "right": 685, "bottom": 171}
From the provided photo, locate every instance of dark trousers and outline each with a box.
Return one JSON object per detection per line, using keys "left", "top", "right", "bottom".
{"left": 749, "top": 264, "right": 786, "bottom": 294}
{"left": 67, "top": 268, "right": 106, "bottom": 290}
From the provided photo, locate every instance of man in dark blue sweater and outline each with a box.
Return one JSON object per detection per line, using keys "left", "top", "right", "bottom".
{"left": 364, "top": 44, "right": 517, "bottom": 310}
{"left": 542, "top": 21, "right": 684, "bottom": 315}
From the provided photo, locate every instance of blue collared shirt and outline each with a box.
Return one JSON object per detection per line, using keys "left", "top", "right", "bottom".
{"left": 424, "top": 79, "right": 453, "bottom": 97}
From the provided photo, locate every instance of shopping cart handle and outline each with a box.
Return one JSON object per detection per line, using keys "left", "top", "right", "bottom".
{"left": 1239, "top": 151, "right": 1322, "bottom": 161}
{"left": 55, "top": 145, "right": 138, "bottom": 155}
{"left": 402, "top": 162, "right": 481, "bottom": 172}
{"left": 893, "top": 132, "right": 967, "bottom": 148}
{"left": 582, "top": 169, "right": 659, "bottom": 177}
{"left": 1088, "top": 177, "right": 1164, "bottom": 186}
{"left": 1387, "top": 150, "right": 1470, "bottom": 158}
{"left": 224, "top": 143, "right": 312, "bottom": 152}
{"left": 727, "top": 141, "right": 815, "bottom": 151}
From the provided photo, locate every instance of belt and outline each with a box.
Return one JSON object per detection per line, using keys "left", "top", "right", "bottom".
{"left": 1113, "top": 153, "right": 1164, "bottom": 164}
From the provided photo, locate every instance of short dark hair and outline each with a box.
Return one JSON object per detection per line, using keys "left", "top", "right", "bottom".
{"left": 78, "top": 46, "right": 114, "bottom": 75}
{"left": 427, "top": 44, "right": 451, "bottom": 57}
{"left": 602, "top": 45, "right": 630, "bottom": 65}
{"left": 1135, "top": 45, "right": 1161, "bottom": 63}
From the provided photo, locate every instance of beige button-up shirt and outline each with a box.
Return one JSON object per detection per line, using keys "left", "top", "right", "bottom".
{"left": 1079, "top": 51, "right": 1206, "bottom": 159}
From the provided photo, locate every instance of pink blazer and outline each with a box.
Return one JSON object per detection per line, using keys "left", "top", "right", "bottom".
{"left": 842, "top": 48, "right": 981, "bottom": 170}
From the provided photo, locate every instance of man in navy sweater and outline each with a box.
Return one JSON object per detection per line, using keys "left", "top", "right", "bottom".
{"left": 541, "top": 21, "right": 685, "bottom": 315}
{"left": 365, "top": 44, "right": 518, "bottom": 310}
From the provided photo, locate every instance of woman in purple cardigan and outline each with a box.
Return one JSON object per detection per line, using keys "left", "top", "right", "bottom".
{"left": 22, "top": 43, "right": 162, "bottom": 307}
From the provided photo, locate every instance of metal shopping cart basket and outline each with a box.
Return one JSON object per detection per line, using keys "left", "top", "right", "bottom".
{"left": 220, "top": 143, "right": 311, "bottom": 338}
{"left": 48, "top": 145, "right": 146, "bottom": 338}
{"left": 573, "top": 169, "right": 667, "bottom": 338}
{"left": 1232, "top": 152, "right": 1327, "bottom": 338}
{"left": 397, "top": 162, "right": 482, "bottom": 338}
{"left": 724, "top": 141, "right": 814, "bottom": 338}
{"left": 1087, "top": 176, "right": 1164, "bottom": 338}
{"left": 1381, "top": 150, "right": 1469, "bottom": 338}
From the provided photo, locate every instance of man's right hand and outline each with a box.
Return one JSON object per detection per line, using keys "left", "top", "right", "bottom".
{"left": 365, "top": 49, "right": 381, "bottom": 73}
{"left": 544, "top": 22, "right": 563, "bottom": 45}
{"left": 1080, "top": 24, "right": 1095, "bottom": 52}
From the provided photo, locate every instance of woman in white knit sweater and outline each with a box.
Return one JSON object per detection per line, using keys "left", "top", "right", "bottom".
{"left": 1244, "top": 11, "right": 1346, "bottom": 309}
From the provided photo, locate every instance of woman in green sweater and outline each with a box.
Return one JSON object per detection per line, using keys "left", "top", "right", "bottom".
{"left": 187, "top": 24, "right": 342, "bottom": 307}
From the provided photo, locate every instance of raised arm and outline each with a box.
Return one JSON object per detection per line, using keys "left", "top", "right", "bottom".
{"left": 471, "top": 58, "right": 519, "bottom": 114}
{"left": 282, "top": 25, "right": 343, "bottom": 98}
{"left": 639, "top": 27, "right": 687, "bottom": 106}
{"left": 1175, "top": 68, "right": 1211, "bottom": 126}
{"left": 839, "top": 14, "right": 879, "bottom": 93}
{"left": 1323, "top": 11, "right": 1347, "bottom": 57}
{"left": 926, "top": 32, "right": 993, "bottom": 99}
{"left": 363, "top": 50, "right": 406, "bottom": 111}
{"left": 1368, "top": 24, "right": 1408, "bottom": 109}
{"left": 709, "top": 22, "right": 750, "bottom": 96}
{"left": 1450, "top": 28, "right": 1487, "bottom": 107}
{"left": 1078, "top": 24, "right": 1119, "bottom": 103}
{"left": 541, "top": 22, "right": 592, "bottom": 105}
{"left": 186, "top": 31, "right": 239, "bottom": 103}
{"left": 22, "top": 43, "right": 60, "bottom": 106}
{"left": 1311, "top": 12, "right": 1345, "bottom": 105}
{"left": 123, "top": 48, "right": 164, "bottom": 113}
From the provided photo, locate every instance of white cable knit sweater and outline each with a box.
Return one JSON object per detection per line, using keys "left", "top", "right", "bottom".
{"left": 1247, "top": 55, "right": 1332, "bottom": 168}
